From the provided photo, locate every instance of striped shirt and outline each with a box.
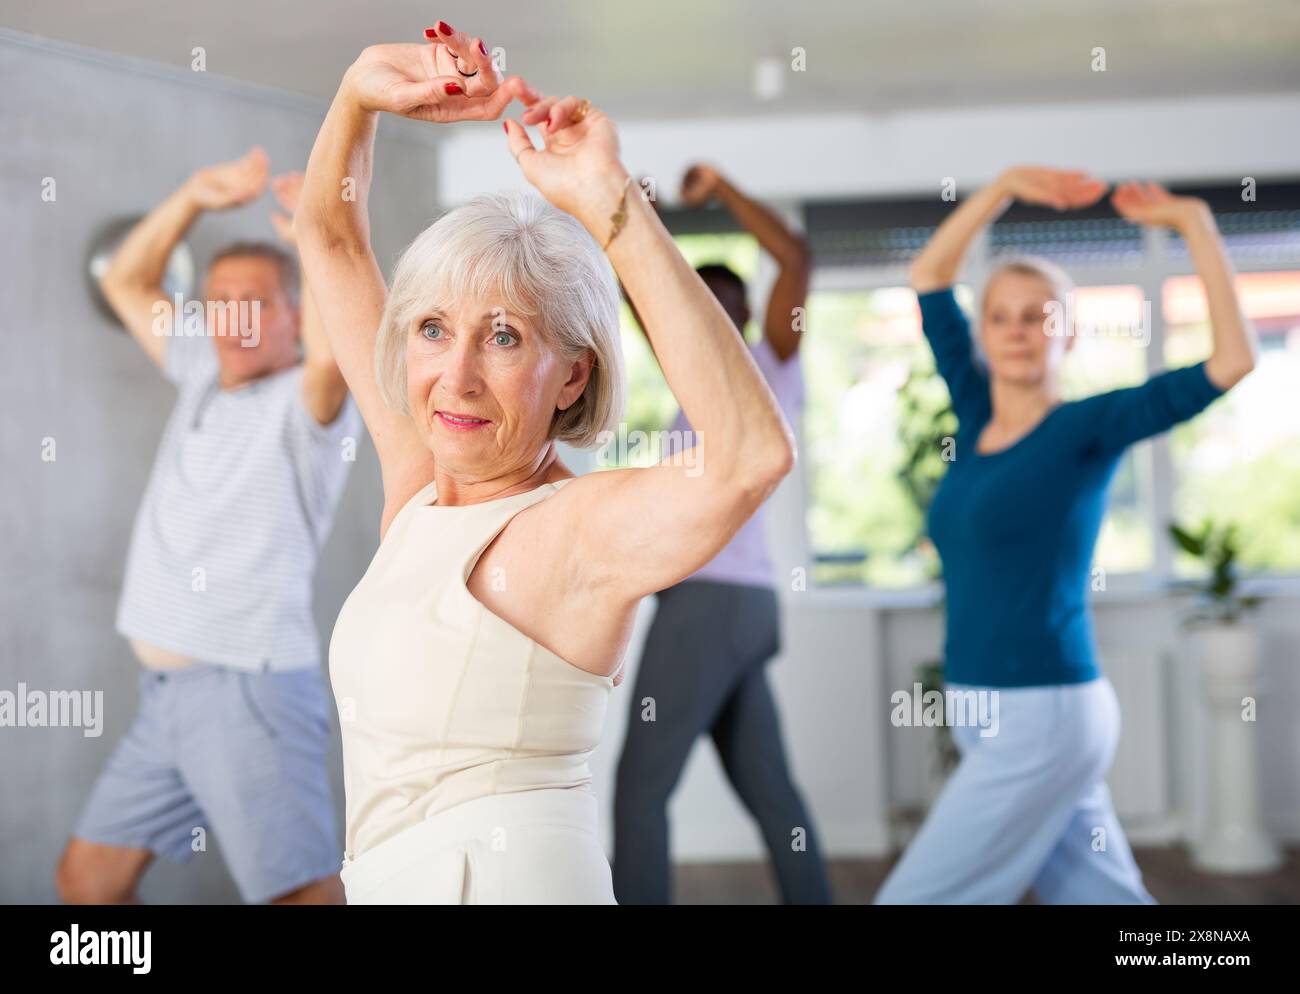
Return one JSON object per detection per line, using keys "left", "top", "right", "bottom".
{"left": 116, "top": 329, "right": 361, "bottom": 672}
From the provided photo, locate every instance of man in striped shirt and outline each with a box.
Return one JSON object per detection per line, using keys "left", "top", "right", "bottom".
{"left": 56, "top": 148, "right": 360, "bottom": 904}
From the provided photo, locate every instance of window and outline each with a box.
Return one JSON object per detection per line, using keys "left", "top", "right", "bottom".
{"left": 608, "top": 183, "right": 1300, "bottom": 589}
{"left": 1059, "top": 285, "right": 1153, "bottom": 574}
{"left": 804, "top": 286, "right": 970, "bottom": 587}
{"left": 1164, "top": 271, "right": 1300, "bottom": 573}
{"left": 612, "top": 232, "right": 759, "bottom": 469}
{"left": 802, "top": 283, "right": 1157, "bottom": 584}
{"left": 989, "top": 216, "right": 1144, "bottom": 265}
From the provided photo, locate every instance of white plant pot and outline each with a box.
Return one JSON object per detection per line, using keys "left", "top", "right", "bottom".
{"left": 1190, "top": 621, "right": 1282, "bottom": 874}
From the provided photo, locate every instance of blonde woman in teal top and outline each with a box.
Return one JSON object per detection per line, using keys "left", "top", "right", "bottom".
{"left": 876, "top": 167, "right": 1258, "bottom": 904}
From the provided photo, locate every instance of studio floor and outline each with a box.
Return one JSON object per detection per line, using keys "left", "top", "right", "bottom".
{"left": 673, "top": 848, "right": 1300, "bottom": 905}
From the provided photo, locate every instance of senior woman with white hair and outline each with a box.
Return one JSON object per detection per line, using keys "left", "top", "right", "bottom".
{"left": 295, "top": 21, "right": 795, "bottom": 904}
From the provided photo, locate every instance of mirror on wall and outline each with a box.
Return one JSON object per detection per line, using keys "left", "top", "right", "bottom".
{"left": 86, "top": 215, "right": 196, "bottom": 326}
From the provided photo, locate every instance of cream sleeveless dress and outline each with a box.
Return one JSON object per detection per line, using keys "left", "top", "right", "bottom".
{"left": 329, "top": 476, "right": 620, "bottom": 904}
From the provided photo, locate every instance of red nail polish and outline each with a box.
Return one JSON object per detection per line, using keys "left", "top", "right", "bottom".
{"left": 444, "top": 82, "right": 462, "bottom": 95}
{"left": 424, "top": 27, "right": 437, "bottom": 39}
{"left": 436, "top": 20, "right": 453, "bottom": 35}
{"left": 502, "top": 122, "right": 509, "bottom": 133}
{"left": 478, "top": 40, "right": 488, "bottom": 56}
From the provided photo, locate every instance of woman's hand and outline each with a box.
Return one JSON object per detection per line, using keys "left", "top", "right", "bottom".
{"left": 1114, "top": 181, "right": 1256, "bottom": 391}
{"left": 1111, "top": 181, "right": 1210, "bottom": 232}
{"left": 504, "top": 96, "right": 631, "bottom": 239}
{"left": 270, "top": 172, "right": 304, "bottom": 245}
{"left": 342, "top": 22, "right": 538, "bottom": 123}
{"left": 186, "top": 147, "right": 270, "bottom": 211}
{"left": 998, "top": 165, "right": 1108, "bottom": 211}
{"left": 908, "top": 165, "right": 1104, "bottom": 293}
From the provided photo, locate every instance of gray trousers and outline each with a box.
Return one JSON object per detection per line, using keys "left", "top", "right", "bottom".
{"left": 612, "top": 579, "right": 833, "bottom": 904}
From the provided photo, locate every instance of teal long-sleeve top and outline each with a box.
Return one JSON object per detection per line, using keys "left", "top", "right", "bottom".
{"left": 920, "top": 287, "right": 1225, "bottom": 688}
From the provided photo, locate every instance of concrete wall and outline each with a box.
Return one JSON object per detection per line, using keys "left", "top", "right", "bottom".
{"left": 0, "top": 31, "right": 438, "bottom": 902}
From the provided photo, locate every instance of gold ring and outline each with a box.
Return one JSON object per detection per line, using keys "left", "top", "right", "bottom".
{"left": 572, "top": 98, "right": 592, "bottom": 123}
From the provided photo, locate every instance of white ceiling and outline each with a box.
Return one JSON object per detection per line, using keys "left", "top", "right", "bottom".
{"left": 4, "top": 0, "right": 1299, "bottom": 120}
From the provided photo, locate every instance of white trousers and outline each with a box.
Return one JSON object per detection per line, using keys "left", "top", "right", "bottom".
{"left": 340, "top": 788, "right": 616, "bottom": 904}
{"left": 876, "top": 676, "right": 1157, "bottom": 904}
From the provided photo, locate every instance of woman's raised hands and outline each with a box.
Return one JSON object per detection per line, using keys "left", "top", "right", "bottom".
{"left": 1111, "top": 181, "right": 1208, "bottom": 230}
{"left": 504, "top": 96, "right": 630, "bottom": 238}
{"left": 1000, "top": 166, "right": 1109, "bottom": 211}
{"left": 343, "top": 21, "right": 539, "bottom": 123}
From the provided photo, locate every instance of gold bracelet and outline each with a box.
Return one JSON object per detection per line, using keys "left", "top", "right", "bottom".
{"left": 602, "top": 175, "right": 634, "bottom": 251}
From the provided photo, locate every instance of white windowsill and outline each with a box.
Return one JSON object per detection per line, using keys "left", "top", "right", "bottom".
{"left": 784, "top": 574, "right": 1300, "bottom": 612}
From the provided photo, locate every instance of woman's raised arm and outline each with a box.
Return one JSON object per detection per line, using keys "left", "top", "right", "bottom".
{"left": 1111, "top": 182, "right": 1257, "bottom": 390}
{"left": 504, "top": 97, "right": 796, "bottom": 609}
{"left": 910, "top": 166, "right": 1108, "bottom": 293}
{"left": 295, "top": 29, "right": 538, "bottom": 513}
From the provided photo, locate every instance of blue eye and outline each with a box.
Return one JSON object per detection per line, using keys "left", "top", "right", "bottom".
{"left": 492, "top": 329, "right": 519, "bottom": 347}
{"left": 421, "top": 321, "right": 444, "bottom": 341}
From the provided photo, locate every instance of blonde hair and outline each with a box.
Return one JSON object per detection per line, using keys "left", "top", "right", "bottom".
{"left": 375, "top": 191, "right": 625, "bottom": 448}
{"left": 981, "top": 254, "right": 1074, "bottom": 318}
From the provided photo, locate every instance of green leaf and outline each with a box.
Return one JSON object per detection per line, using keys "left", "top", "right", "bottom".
{"left": 1169, "top": 522, "right": 1205, "bottom": 557}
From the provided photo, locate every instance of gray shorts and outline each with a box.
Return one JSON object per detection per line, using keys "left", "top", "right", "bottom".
{"left": 73, "top": 662, "right": 340, "bottom": 903}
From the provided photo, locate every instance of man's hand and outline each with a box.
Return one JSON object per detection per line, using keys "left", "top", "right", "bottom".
{"left": 680, "top": 164, "right": 722, "bottom": 207}
{"left": 100, "top": 153, "right": 271, "bottom": 370}
{"left": 270, "top": 172, "right": 305, "bottom": 245}
{"left": 185, "top": 147, "right": 271, "bottom": 211}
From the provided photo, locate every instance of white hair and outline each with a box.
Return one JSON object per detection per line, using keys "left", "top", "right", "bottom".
{"left": 376, "top": 191, "right": 625, "bottom": 448}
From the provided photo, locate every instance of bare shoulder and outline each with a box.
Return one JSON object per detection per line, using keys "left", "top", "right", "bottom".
{"left": 507, "top": 467, "right": 658, "bottom": 587}
{"left": 468, "top": 471, "right": 639, "bottom": 678}
{"left": 378, "top": 458, "right": 439, "bottom": 541}
{"left": 483, "top": 471, "right": 624, "bottom": 595}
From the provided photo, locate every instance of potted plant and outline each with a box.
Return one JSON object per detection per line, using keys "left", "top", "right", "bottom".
{"left": 901, "top": 369, "right": 959, "bottom": 810}
{"left": 897, "top": 365, "right": 957, "bottom": 584}
{"left": 1170, "top": 514, "right": 1258, "bottom": 623}
{"left": 1167, "top": 518, "right": 1279, "bottom": 873}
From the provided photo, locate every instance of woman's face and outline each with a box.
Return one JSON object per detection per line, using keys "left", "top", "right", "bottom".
{"left": 979, "top": 270, "right": 1072, "bottom": 387}
{"left": 405, "top": 292, "right": 591, "bottom": 476}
